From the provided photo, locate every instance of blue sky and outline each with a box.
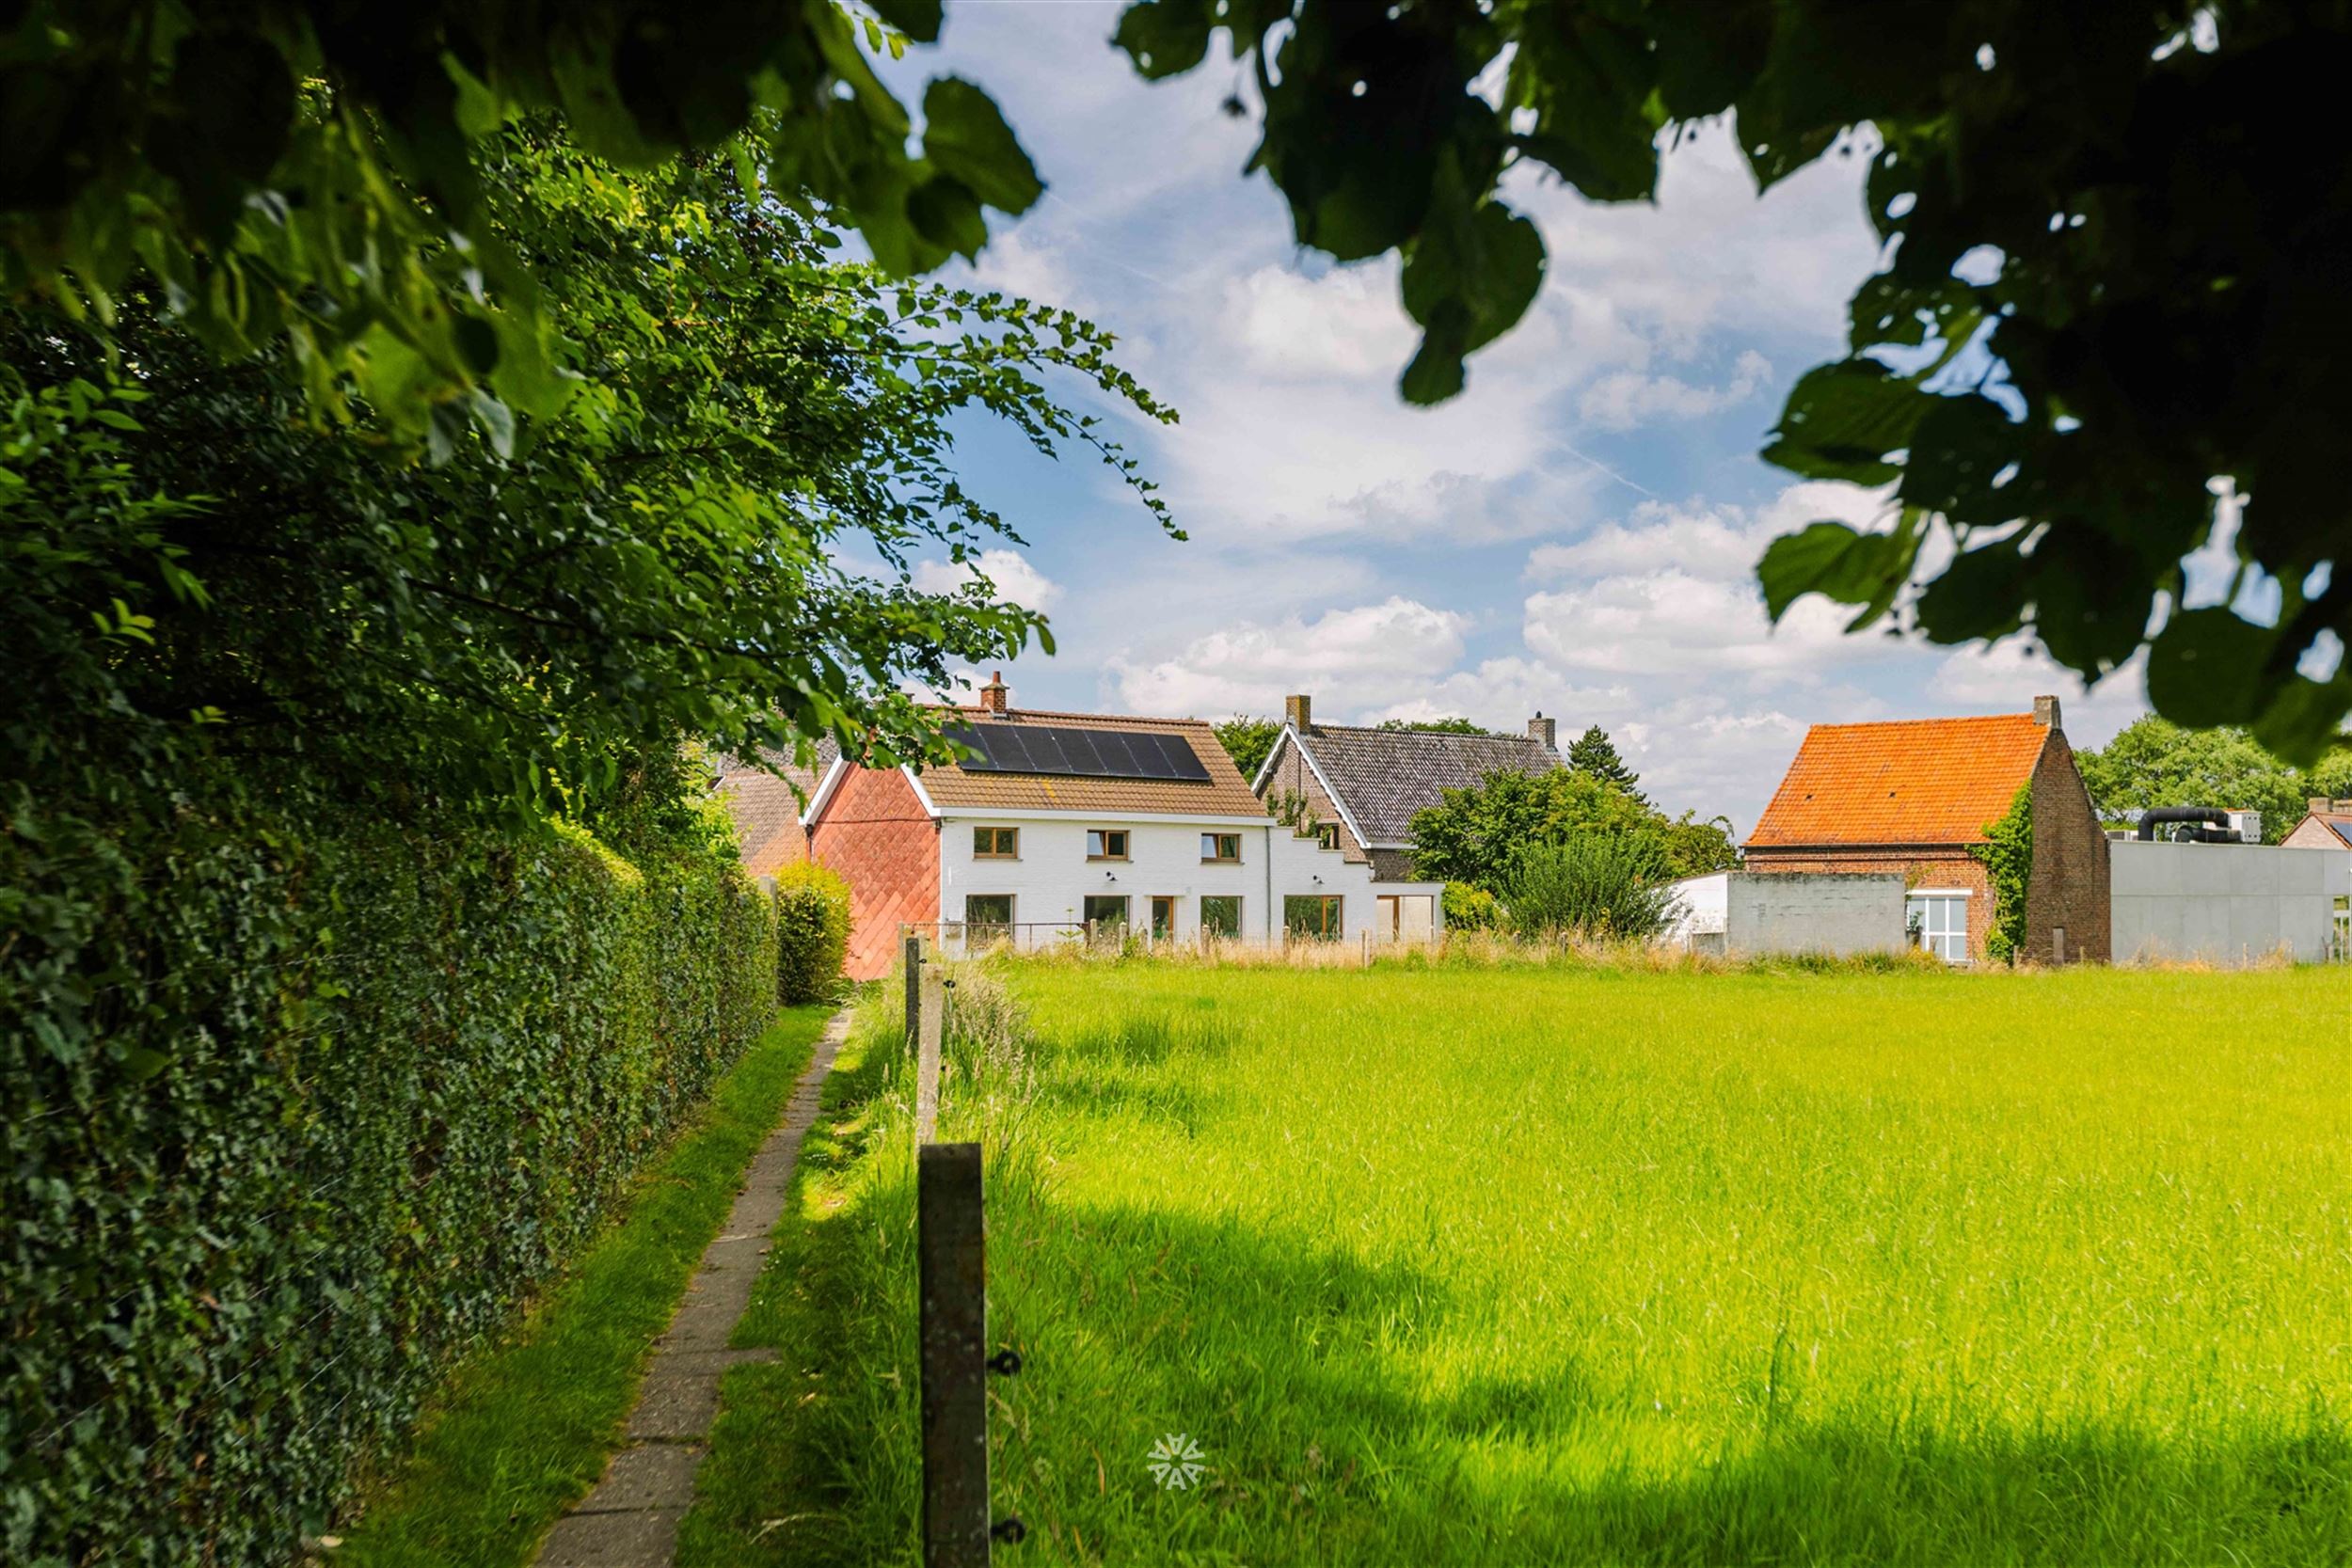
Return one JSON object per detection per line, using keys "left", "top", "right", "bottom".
{"left": 872, "top": 4, "right": 2166, "bottom": 836}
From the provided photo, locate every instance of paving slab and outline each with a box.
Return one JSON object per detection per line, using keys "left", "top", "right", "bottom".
{"left": 530, "top": 1007, "right": 849, "bottom": 1567}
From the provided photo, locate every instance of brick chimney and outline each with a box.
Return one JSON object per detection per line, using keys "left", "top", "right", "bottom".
{"left": 978, "top": 670, "right": 1009, "bottom": 717}
{"left": 2313, "top": 796, "right": 2332, "bottom": 815}
{"left": 2032, "top": 694, "right": 2060, "bottom": 730}
{"left": 1528, "top": 711, "right": 1556, "bottom": 750}
{"left": 1284, "top": 693, "right": 1313, "bottom": 733}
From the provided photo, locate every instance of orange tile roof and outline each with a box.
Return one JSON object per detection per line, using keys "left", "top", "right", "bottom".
{"left": 912, "top": 707, "right": 1267, "bottom": 817}
{"left": 1746, "top": 714, "right": 2050, "bottom": 848}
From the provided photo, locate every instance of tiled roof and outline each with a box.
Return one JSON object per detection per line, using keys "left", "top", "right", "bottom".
{"left": 715, "top": 738, "right": 837, "bottom": 876}
{"left": 2305, "top": 812, "right": 2352, "bottom": 847}
{"left": 1746, "top": 714, "right": 2049, "bottom": 848}
{"left": 915, "top": 708, "right": 1266, "bottom": 817}
{"left": 1292, "top": 725, "right": 1561, "bottom": 845}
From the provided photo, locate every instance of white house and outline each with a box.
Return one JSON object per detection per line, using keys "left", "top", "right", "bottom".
{"left": 800, "top": 675, "right": 1391, "bottom": 976}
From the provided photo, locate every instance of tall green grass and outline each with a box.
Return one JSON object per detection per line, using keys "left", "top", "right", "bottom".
{"left": 690, "top": 964, "right": 2349, "bottom": 1565}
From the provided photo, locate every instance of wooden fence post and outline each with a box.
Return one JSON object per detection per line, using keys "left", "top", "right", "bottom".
{"left": 919, "top": 1142, "right": 990, "bottom": 1568}
{"left": 904, "top": 932, "right": 923, "bottom": 1054}
{"left": 914, "top": 961, "right": 946, "bottom": 1144}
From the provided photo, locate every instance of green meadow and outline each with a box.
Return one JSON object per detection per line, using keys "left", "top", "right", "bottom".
{"left": 685, "top": 961, "right": 2350, "bottom": 1566}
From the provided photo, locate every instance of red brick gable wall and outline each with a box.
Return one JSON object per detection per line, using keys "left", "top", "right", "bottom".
{"left": 808, "top": 765, "right": 939, "bottom": 980}
{"left": 2024, "top": 729, "right": 2110, "bottom": 963}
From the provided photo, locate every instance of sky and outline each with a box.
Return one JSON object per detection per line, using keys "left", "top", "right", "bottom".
{"left": 870, "top": 3, "right": 2166, "bottom": 837}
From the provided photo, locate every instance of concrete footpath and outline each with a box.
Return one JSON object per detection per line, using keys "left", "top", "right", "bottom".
{"left": 532, "top": 1006, "right": 850, "bottom": 1568}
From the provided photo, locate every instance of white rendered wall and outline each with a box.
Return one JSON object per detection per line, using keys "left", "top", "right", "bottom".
{"left": 2110, "top": 841, "right": 2349, "bottom": 965}
{"left": 936, "top": 815, "right": 1385, "bottom": 943}
{"left": 1725, "top": 872, "right": 1907, "bottom": 958}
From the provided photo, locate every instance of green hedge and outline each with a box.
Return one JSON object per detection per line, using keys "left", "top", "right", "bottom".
{"left": 0, "top": 786, "right": 776, "bottom": 1567}
{"left": 771, "top": 861, "right": 853, "bottom": 1005}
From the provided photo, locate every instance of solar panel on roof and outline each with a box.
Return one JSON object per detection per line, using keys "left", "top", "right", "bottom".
{"left": 943, "top": 722, "right": 1212, "bottom": 782}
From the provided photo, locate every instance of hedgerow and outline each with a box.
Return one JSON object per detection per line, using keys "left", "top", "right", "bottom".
{"left": 772, "top": 862, "right": 853, "bottom": 1005}
{"left": 0, "top": 776, "right": 774, "bottom": 1568}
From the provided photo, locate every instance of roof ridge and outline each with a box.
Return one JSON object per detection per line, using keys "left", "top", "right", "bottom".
{"left": 1805, "top": 712, "right": 2038, "bottom": 730}
{"left": 1306, "top": 723, "right": 1540, "bottom": 741}
{"left": 935, "top": 703, "right": 1216, "bottom": 728}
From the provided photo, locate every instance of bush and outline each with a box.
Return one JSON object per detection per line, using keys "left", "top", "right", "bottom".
{"left": 0, "top": 782, "right": 776, "bottom": 1568}
{"left": 1442, "top": 881, "right": 1502, "bottom": 930}
{"left": 773, "top": 861, "right": 852, "bottom": 1005}
{"left": 1501, "top": 838, "right": 1680, "bottom": 942}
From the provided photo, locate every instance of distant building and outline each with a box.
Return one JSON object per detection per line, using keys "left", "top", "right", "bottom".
{"left": 713, "top": 739, "right": 836, "bottom": 878}
{"left": 2282, "top": 797, "right": 2352, "bottom": 853}
{"left": 1250, "top": 693, "right": 1554, "bottom": 942}
{"left": 801, "top": 675, "right": 1374, "bottom": 978}
{"left": 1743, "top": 696, "right": 2109, "bottom": 964}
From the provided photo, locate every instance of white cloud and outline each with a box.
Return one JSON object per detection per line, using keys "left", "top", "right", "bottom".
{"left": 1225, "top": 263, "right": 1418, "bottom": 381}
{"left": 1523, "top": 569, "right": 1874, "bottom": 680}
{"left": 1930, "top": 641, "right": 2148, "bottom": 748}
{"left": 1526, "top": 482, "right": 1889, "bottom": 582}
{"left": 911, "top": 548, "right": 1062, "bottom": 610}
{"left": 1578, "top": 350, "right": 1772, "bottom": 433}
{"left": 1108, "top": 596, "right": 1471, "bottom": 716}
{"left": 1364, "top": 657, "right": 1639, "bottom": 731}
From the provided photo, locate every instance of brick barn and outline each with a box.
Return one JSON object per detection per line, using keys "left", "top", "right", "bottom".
{"left": 1743, "top": 696, "right": 2110, "bottom": 964}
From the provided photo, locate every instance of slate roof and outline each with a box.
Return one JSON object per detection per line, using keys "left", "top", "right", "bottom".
{"left": 714, "top": 738, "right": 837, "bottom": 876}
{"left": 1746, "top": 714, "right": 2050, "bottom": 848}
{"left": 1290, "top": 725, "right": 1562, "bottom": 845}
{"left": 913, "top": 708, "right": 1265, "bottom": 817}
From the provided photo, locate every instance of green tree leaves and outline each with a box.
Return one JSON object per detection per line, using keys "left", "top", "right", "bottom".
{"left": 1112, "top": 0, "right": 2352, "bottom": 759}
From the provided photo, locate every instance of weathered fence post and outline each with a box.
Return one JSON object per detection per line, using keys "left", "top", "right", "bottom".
{"left": 904, "top": 932, "right": 923, "bottom": 1055}
{"left": 919, "top": 1142, "right": 990, "bottom": 1568}
{"left": 914, "top": 961, "right": 946, "bottom": 1143}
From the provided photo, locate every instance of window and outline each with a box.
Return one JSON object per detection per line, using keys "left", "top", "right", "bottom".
{"left": 972, "top": 826, "right": 1018, "bottom": 860}
{"left": 1150, "top": 895, "right": 1178, "bottom": 940}
{"left": 963, "top": 895, "right": 1012, "bottom": 939}
{"left": 1086, "top": 829, "right": 1130, "bottom": 861}
{"left": 1200, "top": 832, "right": 1241, "bottom": 863}
{"left": 1284, "top": 895, "right": 1344, "bottom": 941}
{"left": 1200, "top": 895, "right": 1242, "bottom": 938}
{"left": 1083, "top": 894, "right": 1129, "bottom": 932}
{"left": 1315, "top": 823, "right": 1341, "bottom": 850}
{"left": 1907, "top": 892, "right": 1969, "bottom": 963}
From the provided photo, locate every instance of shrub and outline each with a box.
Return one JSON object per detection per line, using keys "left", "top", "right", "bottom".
{"left": 1442, "top": 881, "right": 1502, "bottom": 930}
{"left": 1501, "top": 838, "right": 1680, "bottom": 942}
{"left": 773, "top": 861, "right": 853, "bottom": 1005}
{"left": 0, "top": 783, "right": 776, "bottom": 1568}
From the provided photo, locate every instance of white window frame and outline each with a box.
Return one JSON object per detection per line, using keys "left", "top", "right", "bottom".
{"left": 1907, "top": 889, "right": 1972, "bottom": 964}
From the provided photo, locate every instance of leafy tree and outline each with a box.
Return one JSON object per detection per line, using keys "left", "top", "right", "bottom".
{"left": 3, "top": 123, "right": 1173, "bottom": 817}
{"left": 2074, "top": 718, "right": 2312, "bottom": 844}
{"left": 1565, "top": 724, "right": 1643, "bottom": 800}
{"left": 1375, "top": 716, "right": 1493, "bottom": 735}
{"left": 0, "top": 1, "right": 1048, "bottom": 451}
{"left": 1408, "top": 767, "right": 1730, "bottom": 888}
{"left": 1213, "top": 715, "right": 1282, "bottom": 779}
{"left": 1113, "top": 1, "right": 2352, "bottom": 759}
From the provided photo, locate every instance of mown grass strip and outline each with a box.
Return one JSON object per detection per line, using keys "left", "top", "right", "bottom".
{"left": 335, "top": 1003, "right": 838, "bottom": 1568}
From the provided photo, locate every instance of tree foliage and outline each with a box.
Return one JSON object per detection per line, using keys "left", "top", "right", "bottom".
{"left": 1565, "top": 723, "right": 1643, "bottom": 800}
{"left": 2074, "top": 717, "right": 2335, "bottom": 844}
{"left": 0, "top": 0, "right": 1050, "bottom": 452}
{"left": 3, "top": 122, "right": 1172, "bottom": 816}
{"left": 773, "top": 862, "right": 854, "bottom": 1005}
{"left": 1408, "top": 766, "right": 1737, "bottom": 890}
{"left": 1212, "top": 714, "right": 1282, "bottom": 780}
{"left": 1114, "top": 0, "right": 2352, "bottom": 759}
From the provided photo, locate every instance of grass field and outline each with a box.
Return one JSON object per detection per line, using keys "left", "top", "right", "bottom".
{"left": 685, "top": 961, "right": 2349, "bottom": 1566}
